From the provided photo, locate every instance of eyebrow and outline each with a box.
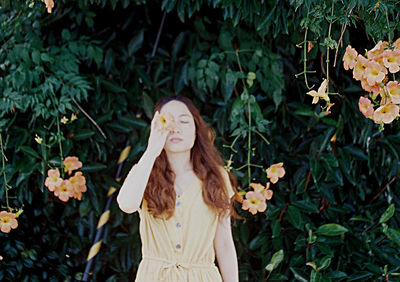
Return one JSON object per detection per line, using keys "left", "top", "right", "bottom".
{"left": 179, "top": 114, "right": 191, "bottom": 118}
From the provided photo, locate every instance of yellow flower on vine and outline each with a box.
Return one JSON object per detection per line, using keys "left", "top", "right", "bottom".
{"left": 71, "top": 113, "right": 78, "bottom": 122}
{"left": 35, "top": 134, "right": 42, "bottom": 144}
{"left": 61, "top": 116, "right": 69, "bottom": 124}
{"left": 306, "top": 79, "right": 329, "bottom": 104}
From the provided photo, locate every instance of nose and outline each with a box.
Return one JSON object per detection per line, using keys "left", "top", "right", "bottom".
{"left": 172, "top": 126, "right": 181, "bottom": 133}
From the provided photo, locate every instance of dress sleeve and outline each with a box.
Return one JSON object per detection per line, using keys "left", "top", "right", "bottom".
{"left": 220, "top": 166, "right": 235, "bottom": 199}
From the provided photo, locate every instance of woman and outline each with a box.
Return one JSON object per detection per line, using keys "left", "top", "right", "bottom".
{"left": 117, "top": 96, "right": 239, "bottom": 282}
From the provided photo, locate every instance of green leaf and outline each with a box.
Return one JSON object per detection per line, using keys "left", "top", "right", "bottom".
{"left": 128, "top": 29, "right": 144, "bottom": 56}
{"left": 79, "top": 197, "right": 91, "bottom": 217}
{"left": 72, "top": 129, "right": 95, "bottom": 140}
{"left": 321, "top": 153, "right": 338, "bottom": 167}
{"left": 287, "top": 205, "right": 303, "bottom": 230}
{"left": 383, "top": 227, "right": 400, "bottom": 248}
{"left": 347, "top": 272, "right": 373, "bottom": 281}
{"left": 101, "top": 80, "right": 127, "bottom": 93}
{"left": 271, "top": 220, "right": 281, "bottom": 238}
{"left": 379, "top": 204, "right": 395, "bottom": 224}
{"left": 316, "top": 223, "right": 348, "bottom": 236}
{"left": 310, "top": 270, "right": 322, "bottom": 282}
{"left": 257, "top": 6, "right": 276, "bottom": 31}
{"left": 31, "top": 50, "right": 41, "bottom": 65}
{"left": 249, "top": 235, "right": 267, "bottom": 251}
{"left": 293, "top": 200, "right": 319, "bottom": 214}
{"left": 172, "top": 32, "right": 186, "bottom": 60}
{"left": 80, "top": 163, "right": 107, "bottom": 172}
{"left": 142, "top": 92, "right": 154, "bottom": 119}
{"left": 343, "top": 145, "right": 367, "bottom": 160}
{"left": 273, "top": 89, "right": 282, "bottom": 109}
{"left": 306, "top": 261, "right": 318, "bottom": 271}
{"left": 290, "top": 267, "right": 308, "bottom": 282}
{"left": 119, "top": 115, "right": 147, "bottom": 129}
{"left": 326, "top": 270, "right": 348, "bottom": 279}
{"left": 230, "top": 97, "right": 244, "bottom": 121}
{"left": 294, "top": 109, "right": 315, "bottom": 117}
{"left": 19, "top": 146, "right": 40, "bottom": 159}
{"left": 265, "top": 249, "right": 284, "bottom": 272}
{"left": 221, "top": 69, "right": 235, "bottom": 102}
{"left": 62, "top": 29, "right": 71, "bottom": 41}
{"left": 318, "top": 256, "right": 331, "bottom": 270}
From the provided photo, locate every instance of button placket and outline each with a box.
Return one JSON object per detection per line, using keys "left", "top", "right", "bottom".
{"left": 174, "top": 196, "right": 183, "bottom": 253}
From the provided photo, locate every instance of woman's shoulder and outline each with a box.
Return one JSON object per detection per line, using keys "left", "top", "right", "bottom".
{"left": 217, "top": 166, "right": 235, "bottom": 198}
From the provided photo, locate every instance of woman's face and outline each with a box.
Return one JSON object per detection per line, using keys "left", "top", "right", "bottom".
{"left": 160, "top": 100, "right": 196, "bottom": 153}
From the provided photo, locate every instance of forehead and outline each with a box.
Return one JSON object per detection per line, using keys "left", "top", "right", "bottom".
{"left": 160, "top": 100, "right": 193, "bottom": 118}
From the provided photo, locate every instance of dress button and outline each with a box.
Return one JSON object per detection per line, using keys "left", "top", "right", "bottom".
{"left": 176, "top": 222, "right": 181, "bottom": 228}
{"left": 176, "top": 201, "right": 181, "bottom": 206}
{"left": 176, "top": 244, "right": 181, "bottom": 249}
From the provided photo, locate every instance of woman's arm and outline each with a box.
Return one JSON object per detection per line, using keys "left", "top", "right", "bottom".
{"left": 116, "top": 149, "right": 157, "bottom": 213}
{"left": 116, "top": 111, "right": 169, "bottom": 214}
{"left": 214, "top": 214, "right": 239, "bottom": 282}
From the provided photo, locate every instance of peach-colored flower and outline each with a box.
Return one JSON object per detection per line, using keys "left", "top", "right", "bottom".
{"left": 263, "top": 182, "right": 273, "bottom": 200}
{"left": 41, "top": 0, "right": 54, "bottom": 13}
{"left": 63, "top": 156, "right": 82, "bottom": 175}
{"left": 0, "top": 211, "right": 18, "bottom": 233}
{"left": 343, "top": 46, "right": 358, "bottom": 70}
{"left": 382, "top": 49, "right": 400, "bottom": 73}
{"left": 394, "top": 38, "right": 400, "bottom": 50}
{"left": 266, "top": 162, "right": 285, "bottom": 184}
{"left": 69, "top": 171, "right": 87, "bottom": 200}
{"left": 44, "top": 169, "right": 63, "bottom": 192}
{"left": 242, "top": 191, "right": 267, "bottom": 215}
{"left": 364, "top": 60, "right": 387, "bottom": 86}
{"left": 306, "top": 79, "right": 329, "bottom": 104}
{"left": 360, "top": 78, "right": 382, "bottom": 94}
{"left": 353, "top": 55, "right": 369, "bottom": 81}
{"left": 373, "top": 103, "right": 399, "bottom": 124}
{"left": 54, "top": 179, "right": 74, "bottom": 202}
{"left": 158, "top": 112, "right": 175, "bottom": 132}
{"left": 358, "top": 97, "right": 374, "bottom": 118}
{"left": 367, "top": 40, "right": 389, "bottom": 61}
{"left": 249, "top": 182, "right": 273, "bottom": 200}
{"left": 325, "top": 103, "right": 335, "bottom": 115}
{"left": 386, "top": 81, "right": 400, "bottom": 104}
{"left": 249, "top": 183, "right": 264, "bottom": 192}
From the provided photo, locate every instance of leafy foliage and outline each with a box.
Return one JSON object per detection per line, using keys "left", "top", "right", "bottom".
{"left": 1, "top": 0, "right": 400, "bottom": 281}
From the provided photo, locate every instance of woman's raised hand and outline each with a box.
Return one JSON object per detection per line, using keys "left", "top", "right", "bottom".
{"left": 146, "top": 111, "right": 171, "bottom": 158}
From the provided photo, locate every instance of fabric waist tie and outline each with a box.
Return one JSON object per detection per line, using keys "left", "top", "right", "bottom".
{"left": 142, "top": 255, "right": 214, "bottom": 281}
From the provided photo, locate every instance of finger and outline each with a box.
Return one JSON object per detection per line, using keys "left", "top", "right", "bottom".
{"left": 151, "top": 111, "right": 158, "bottom": 127}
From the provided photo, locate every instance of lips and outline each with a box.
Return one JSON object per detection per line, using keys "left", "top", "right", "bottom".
{"left": 170, "top": 137, "right": 183, "bottom": 143}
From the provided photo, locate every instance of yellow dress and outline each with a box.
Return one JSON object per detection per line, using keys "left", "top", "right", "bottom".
{"left": 135, "top": 169, "right": 234, "bottom": 282}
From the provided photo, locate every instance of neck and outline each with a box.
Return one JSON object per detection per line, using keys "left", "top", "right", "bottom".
{"left": 165, "top": 150, "right": 193, "bottom": 176}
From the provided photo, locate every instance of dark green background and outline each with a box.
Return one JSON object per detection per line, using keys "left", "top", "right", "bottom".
{"left": 1, "top": 0, "right": 400, "bottom": 281}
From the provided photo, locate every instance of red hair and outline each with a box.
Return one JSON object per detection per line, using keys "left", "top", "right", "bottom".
{"left": 144, "top": 96, "right": 238, "bottom": 220}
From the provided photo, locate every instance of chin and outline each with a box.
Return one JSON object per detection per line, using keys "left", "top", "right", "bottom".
{"left": 165, "top": 143, "right": 193, "bottom": 154}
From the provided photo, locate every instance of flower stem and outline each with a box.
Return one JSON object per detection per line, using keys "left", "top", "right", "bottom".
{"left": 303, "top": 26, "right": 313, "bottom": 90}
{"left": 326, "top": 1, "right": 335, "bottom": 96}
{"left": 56, "top": 117, "right": 64, "bottom": 178}
{"left": 235, "top": 49, "right": 252, "bottom": 185}
{"left": 0, "top": 133, "right": 10, "bottom": 210}
{"left": 386, "top": 10, "right": 392, "bottom": 44}
{"left": 247, "top": 92, "right": 252, "bottom": 184}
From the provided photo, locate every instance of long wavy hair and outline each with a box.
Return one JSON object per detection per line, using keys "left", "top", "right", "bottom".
{"left": 143, "top": 96, "right": 237, "bottom": 220}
